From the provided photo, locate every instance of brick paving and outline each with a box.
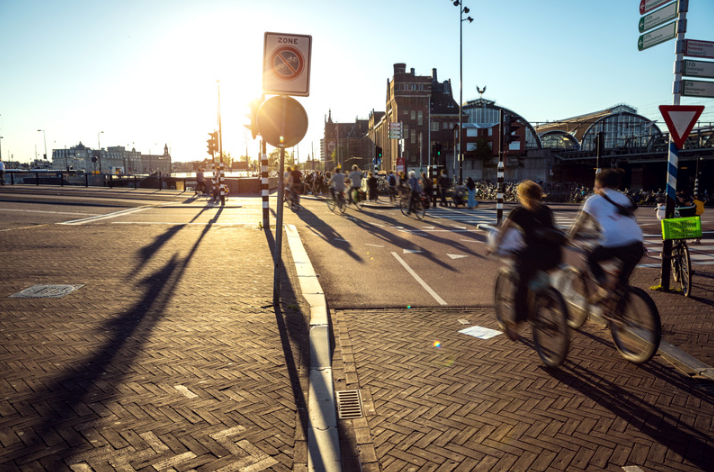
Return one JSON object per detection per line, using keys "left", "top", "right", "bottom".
{"left": 2, "top": 189, "right": 714, "bottom": 471}
{"left": 0, "top": 217, "right": 310, "bottom": 471}
{"left": 332, "top": 265, "right": 714, "bottom": 471}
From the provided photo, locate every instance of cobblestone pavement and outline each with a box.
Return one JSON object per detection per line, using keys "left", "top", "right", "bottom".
{"left": 331, "top": 266, "right": 714, "bottom": 471}
{"left": 0, "top": 217, "right": 310, "bottom": 471}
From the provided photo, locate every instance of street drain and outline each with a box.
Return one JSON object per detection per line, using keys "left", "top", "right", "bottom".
{"left": 336, "top": 390, "right": 363, "bottom": 419}
{"left": 10, "top": 284, "right": 85, "bottom": 299}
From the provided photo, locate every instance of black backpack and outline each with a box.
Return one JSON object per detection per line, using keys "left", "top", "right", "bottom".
{"left": 601, "top": 193, "right": 637, "bottom": 217}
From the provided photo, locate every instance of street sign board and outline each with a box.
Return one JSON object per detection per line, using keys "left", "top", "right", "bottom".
{"left": 389, "top": 122, "right": 403, "bottom": 139}
{"left": 638, "top": 21, "right": 677, "bottom": 51}
{"left": 640, "top": 0, "right": 673, "bottom": 15}
{"left": 681, "top": 80, "right": 714, "bottom": 99}
{"left": 262, "top": 32, "right": 312, "bottom": 97}
{"left": 639, "top": 1, "right": 678, "bottom": 33}
{"left": 685, "top": 39, "right": 714, "bottom": 59}
{"left": 256, "top": 95, "right": 309, "bottom": 148}
{"left": 659, "top": 105, "right": 705, "bottom": 149}
{"left": 682, "top": 60, "right": 714, "bottom": 79}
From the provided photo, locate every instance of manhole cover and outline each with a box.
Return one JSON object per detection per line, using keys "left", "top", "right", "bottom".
{"left": 336, "top": 390, "right": 363, "bottom": 420}
{"left": 10, "top": 284, "right": 85, "bottom": 299}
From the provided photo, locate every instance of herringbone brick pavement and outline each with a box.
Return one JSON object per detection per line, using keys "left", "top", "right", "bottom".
{"left": 332, "top": 265, "right": 714, "bottom": 472}
{"left": 0, "top": 223, "right": 309, "bottom": 471}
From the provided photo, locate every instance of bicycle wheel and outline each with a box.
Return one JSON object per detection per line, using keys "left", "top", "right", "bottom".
{"left": 494, "top": 267, "right": 517, "bottom": 330}
{"left": 399, "top": 196, "right": 410, "bottom": 216}
{"left": 672, "top": 242, "right": 692, "bottom": 297}
{"left": 338, "top": 195, "right": 347, "bottom": 214}
{"left": 353, "top": 189, "right": 363, "bottom": 210}
{"left": 326, "top": 196, "right": 336, "bottom": 212}
{"left": 610, "top": 286, "right": 661, "bottom": 364}
{"left": 414, "top": 199, "right": 426, "bottom": 220}
{"left": 558, "top": 267, "right": 590, "bottom": 329}
{"left": 531, "top": 288, "right": 570, "bottom": 368}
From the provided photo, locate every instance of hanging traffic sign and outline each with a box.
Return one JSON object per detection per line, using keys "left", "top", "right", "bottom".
{"left": 638, "top": 21, "right": 677, "bottom": 51}
{"left": 263, "top": 32, "right": 312, "bottom": 97}
{"left": 639, "top": 1, "right": 678, "bottom": 33}
{"left": 685, "top": 39, "right": 714, "bottom": 59}
{"left": 659, "top": 105, "right": 704, "bottom": 149}
{"left": 683, "top": 60, "right": 714, "bottom": 79}
{"left": 681, "top": 80, "right": 714, "bottom": 99}
{"left": 640, "top": 0, "right": 674, "bottom": 15}
{"left": 389, "top": 122, "right": 403, "bottom": 139}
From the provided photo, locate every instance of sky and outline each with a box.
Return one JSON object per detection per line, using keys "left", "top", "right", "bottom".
{"left": 1, "top": 0, "right": 713, "bottom": 166}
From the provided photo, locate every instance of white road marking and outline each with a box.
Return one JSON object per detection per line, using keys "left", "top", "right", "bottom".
{"left": 59, "top": 206, "right": 154, "bottom": 225}
{"left": 365, "top": 243, "right": 384, "bottom": 247}
{"left": 0, "top": 209, "right": 101, "bottom": 216}
{"left": 447, "top": 254, "right": 468, "bottom": 259}
{"left": 403, "top": 249, "right": 422, "bottom": 254}
{"left": 391, "top": 251, "right": 447, "bottom": 305}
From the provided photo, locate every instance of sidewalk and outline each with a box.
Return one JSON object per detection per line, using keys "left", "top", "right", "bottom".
{"left": 0, "top": 219, "right": 311, "bottom": 470}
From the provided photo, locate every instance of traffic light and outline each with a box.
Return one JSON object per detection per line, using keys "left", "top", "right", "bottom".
{"left": 376, "top": 146, "right": 383, "bottom": 158}
{"left": 244, "top": 98, "right": 263, "bottom": 140}
{"left": 207, "top": 132, "right": 218, "bottom": 155}
{"left": 436, "top": 143, "right": 442, "bottom": 157}
{"left": 503, "top": 115, "right": 521, "bottom": 144}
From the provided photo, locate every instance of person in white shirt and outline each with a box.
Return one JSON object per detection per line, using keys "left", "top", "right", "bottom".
{"left": 347, "top": 165, "right": 363, "bottom": 204}
{"left": 328, "top": 167, "right": 346, "bottom": 201}
{"left": 569, "top": 168, "right": 644, "bottom": 299}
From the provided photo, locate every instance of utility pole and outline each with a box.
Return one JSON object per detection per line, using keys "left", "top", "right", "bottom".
{"left": 217, "top": 80, "right": 225, "bottom": 205}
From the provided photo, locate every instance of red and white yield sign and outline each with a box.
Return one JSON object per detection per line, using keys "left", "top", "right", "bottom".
{"left": 659, "top": 105, "right": 705, "bottom": 149}
{"left": 263, "top": 32, "right": 312, "bottom": 97}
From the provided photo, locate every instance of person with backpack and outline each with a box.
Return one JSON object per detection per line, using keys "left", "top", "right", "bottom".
{"left": 568, "top": 168, "right": 643, "bottom": 303}
{"left": 438, "top": 170, "right": 450, "bottom": 207}
{"left": 493, "top": 180, "right": 564, "bottom": 341}
{"left": 387, "top": 171, "right": 397, "bottom": 203}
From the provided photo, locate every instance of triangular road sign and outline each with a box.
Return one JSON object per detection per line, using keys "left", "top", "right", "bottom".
{"left": 659, "top": 105, "right": 705, "bottom": 149}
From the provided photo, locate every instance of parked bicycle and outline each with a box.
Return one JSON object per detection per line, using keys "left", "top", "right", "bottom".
{"left": 480, "top": 224, "right": 570, "bottom": 368}
{"left": 557, "top": 236, "right": 661, "bottom": 364}
{"left": 658, "top": 209, "right": 701, "bottom": 297}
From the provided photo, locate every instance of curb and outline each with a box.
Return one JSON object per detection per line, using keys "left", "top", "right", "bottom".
{"left": 284, "top": 224, "right": 341, "bottom": 472}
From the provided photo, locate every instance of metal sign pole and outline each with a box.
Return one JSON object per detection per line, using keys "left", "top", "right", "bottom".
{"left": 497, "top": 109, "right": 504, "bottom": 225}
{"left": 660, "top": 4, "right": 688, "bottom": 291}
{"left": 274, "top": 96, "right": 287, "bottom": 304}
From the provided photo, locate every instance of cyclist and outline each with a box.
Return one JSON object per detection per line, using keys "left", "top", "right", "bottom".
{"left": 493, "top": 180, "right": 563, "bottom": 341}
{"left": 288, "top": 167, "right": 303, "bottom": 205}
{"left": 347, "top": 165, "right": 364, "bottom": 205}
{"left": 568, "top": 168, "right": 643, "bottom": 303}
{"left": 328, "top": 166, "right": 346, "bottom": 202}
{"left": 406, "top": 171, "right": 422, "bottom": 214}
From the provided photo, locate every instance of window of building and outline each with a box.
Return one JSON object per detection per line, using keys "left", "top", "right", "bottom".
{"left": 411, "top": 110, "right": 416, "bottom": 120}
{"left": 411, "top": 129, "right": 416, "bottom": 144}
{"left": 431, "top": 121, "right": 439, "bottom": 132}
{"left": 418, "top": 111, "right": 423, "bottom": 126}
{"left": 404, "top": 124, "right": 409, "bottom": 138}
{"left": 443, "top": 122, "right": 448, "bottom": 130}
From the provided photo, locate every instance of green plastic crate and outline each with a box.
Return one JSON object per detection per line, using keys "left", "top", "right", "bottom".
{"left": 661, "top": 216, "right": 702, "bottom": 240}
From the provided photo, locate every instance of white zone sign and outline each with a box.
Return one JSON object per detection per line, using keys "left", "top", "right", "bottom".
{"left": 263, "top": 32, "right": 312, "bottom": 97}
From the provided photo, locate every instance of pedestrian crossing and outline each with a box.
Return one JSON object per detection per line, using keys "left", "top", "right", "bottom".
{"left": 421, "top": 206, "right": 713, "bottom": 268}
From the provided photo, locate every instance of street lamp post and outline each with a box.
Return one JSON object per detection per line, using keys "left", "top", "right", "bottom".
{"left": 452, "top": 0, "right": 473, "bottom": 185}
{"left": 98, "top": 131, "right": 104, "bottom": 173}
{"left": 37, "top": 129, "right": 47, "bottom": 161}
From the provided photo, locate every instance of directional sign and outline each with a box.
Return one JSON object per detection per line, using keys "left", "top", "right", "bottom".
{"left": 638, "top": 21, "right": 677, "bottom": 51}
{"left": 263, "top": 32, "right": 312, "bottom": 97}
{"left": 389, "top": 122, "right": 403, "bottom": 139}
{"left": 640, "top": 0, "right": 673, "bottom": 15}
{"left": 639, "top": 1, "right": 678, "bottom": 33}
{"left": 659, "top": 105, "right": 704, "bottom": 149}
{"left": 685, "top": 39, "right": 714, "bottom": 59}
{"left": 681, "top": 80, "right": 714, "bottom": 99}
{"left": 683, "top": 60, "right": 714, "bottom": 79}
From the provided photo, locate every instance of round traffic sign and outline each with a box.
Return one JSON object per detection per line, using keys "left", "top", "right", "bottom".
{"left": 270, "top": 46, "right": 304, "bottom": 81}
{"left": 256, "top": 96, "right": 308, "bottom": 148}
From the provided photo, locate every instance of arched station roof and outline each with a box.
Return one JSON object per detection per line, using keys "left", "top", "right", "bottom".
{"left": 462, "top": 98, "right": 542, "bottom": 150}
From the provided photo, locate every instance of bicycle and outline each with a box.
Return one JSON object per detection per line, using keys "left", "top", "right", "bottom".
{"left": 326, "top": 190, "right": 347, "bottom": 214}
{"left": 660, "top": 212, "right": 701, "bottom": 298}
{"left": 284, "top": 186, "right": 300, "bottom": 212}
{"left": 557, "top": 237, "right": 661, "bottom": 364}
{"left": 399, "top": 190, "right": 426, "bottom": 220}
{"left": 349, "top": 187, "right": 363, "bottom": 210}
{"left": 481, "top": 224, "right": 570, "bottom": 368}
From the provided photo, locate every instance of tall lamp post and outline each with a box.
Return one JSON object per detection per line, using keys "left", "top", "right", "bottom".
{"left": 98, "top": 131, "right": 104, "bottom": 173}
{"left": 37, "top": 129, "right": 47, "bottom": 162}
{"left": 452, "top": 0, "right": 473, "bottom": 185}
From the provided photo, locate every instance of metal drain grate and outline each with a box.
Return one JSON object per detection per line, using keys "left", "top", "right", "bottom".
{"left": 336, "top": 390, "right": 364, "bottom": 419}
{"left": 10, "top": 284, "right": 85, "bottom": 299}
